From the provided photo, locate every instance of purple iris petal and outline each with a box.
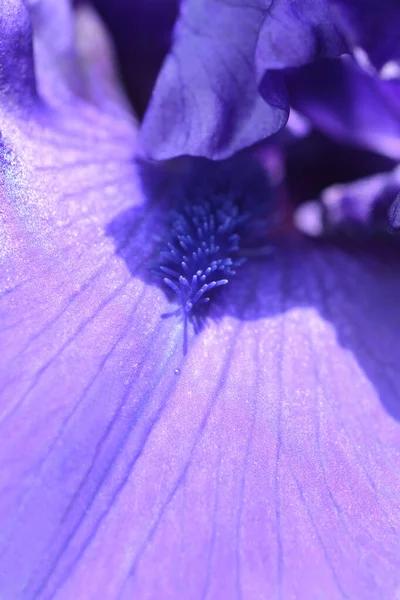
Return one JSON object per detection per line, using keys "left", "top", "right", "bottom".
{"left": 140, "top": 0, "right": 350, "bottom": 161}
{"left": 287, "top": 56, "right": 400, "bottom": 159}
{"left": 2, "top": 192, "right": 400, "bottom": 598}
{"left": 255, "top": 0, "right": 347, "bottom": 73}
{"left": 141, "top": 0, "right": 290, "bottom": 160}
{"left": 91, "top": 0, "right": 178, "bottom": 117}
{"left": 28, "top": 0, "right": 87, "bottom": 102}
{"left": 0, "top": 0, "right": 37, "bottom": 107}
{"left": 286, "top": 131, "right": 400, "bottom": 236}
{"left": 319, "top": 165, "right": 400, "bottom": 234}
{"left": 1, "top": 1, "right": 400, "bottom": 599}
{"left": 295, "top": 166, "right": 400, "bottom": 237}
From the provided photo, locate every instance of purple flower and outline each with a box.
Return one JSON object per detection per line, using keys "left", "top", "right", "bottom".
{"left": 1, "top": 1, "right": 400, "bottom": 599}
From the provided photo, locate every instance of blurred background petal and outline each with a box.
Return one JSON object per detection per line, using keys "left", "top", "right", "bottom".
{"left": 287, "top": 57, "right": 400, "bottom": 160}
{"left": 319, "top": 165, "right": 400, "bottom": 234}
{"left": 330, "top": 0, "right": 400, "bottom": 73}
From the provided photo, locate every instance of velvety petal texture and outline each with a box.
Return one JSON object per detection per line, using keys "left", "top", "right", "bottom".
{"left": 3, "top": 165, "right": 400, "bottom": 600}
{"left": 103, "top": 0, "right": 400, "bottom": 162}
{"left": 141, "top": 0, "right": 290, "bottom": 160}
{"left": 255, "top": 0, "right": 347, "bottom": 73}
{"left": 140, "top": 0, "right": 350, "bottom": 160}
{"left": 1, "top": 2, "right": 400, "bottom": 600}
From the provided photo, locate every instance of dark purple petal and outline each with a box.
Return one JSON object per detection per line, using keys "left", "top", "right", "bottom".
{"left": 287, "top": 56, "right": 400, "bottom": 159}
{"left": 330, "top": 0, "right": 400, "bottom": 74}
{"left": 141, "top": 0, "right": 289, "bottom": 160}
{"left": 255, "top": 0, "right": 347, "bottom": 74}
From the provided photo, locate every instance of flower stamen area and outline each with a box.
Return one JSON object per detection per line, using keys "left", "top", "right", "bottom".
{"left": 155, "top": 192, "right": 250, "bottom": 354}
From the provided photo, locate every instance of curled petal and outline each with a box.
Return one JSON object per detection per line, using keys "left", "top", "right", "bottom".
{"left": 255, "top": 0, "right": 347, "bottom": 75}
{"left": 141, "top": 0, "right": 289, "bottom": 160}
{"left": 287, "top": 56, "right": 400, "bottom": 159}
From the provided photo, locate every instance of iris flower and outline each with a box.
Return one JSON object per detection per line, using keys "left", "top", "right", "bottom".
{"left": 1, "top": 1, "right": 400, "bottom": 599}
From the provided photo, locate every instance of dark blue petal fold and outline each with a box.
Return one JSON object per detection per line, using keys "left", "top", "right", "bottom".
{"left": 287, "top": 56, "right": 400, "bottom": 159}
{"left": 255, "top": 0, "right": 347, "bottom": 74}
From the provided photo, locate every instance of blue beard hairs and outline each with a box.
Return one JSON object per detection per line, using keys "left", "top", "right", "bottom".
{"left": 153, "top": 157, "right": 273, "bottom": 355}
